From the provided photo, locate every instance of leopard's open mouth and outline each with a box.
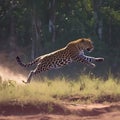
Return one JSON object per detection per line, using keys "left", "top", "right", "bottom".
{"left": 86, "top": 48, "right": 93, "bottom": 52}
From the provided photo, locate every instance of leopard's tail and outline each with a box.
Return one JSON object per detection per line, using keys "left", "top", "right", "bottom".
{"left": 16, "top": 56, "right": 40, "bottom": 67}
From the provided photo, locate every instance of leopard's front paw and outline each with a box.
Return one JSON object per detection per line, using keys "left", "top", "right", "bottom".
{"left": 22, "top": 80, "right": 30, "bottom": 84}
{"left": 90, "top": 63, "right": 96, "bottom": 68}
{"left": 95, "top": 58, "right": 104, "bottom": 62}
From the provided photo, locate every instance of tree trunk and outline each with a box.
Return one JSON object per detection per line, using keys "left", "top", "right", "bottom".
{"left": 9, "top": 14, "right": 16, "bottom": 50}
{"left": 35, "top": 17, "right": 44, "bottom": 56}
{"left": 31, "top": 5, "right": 36, "bottom": 59}
{"left": 92, "top": 0, "right": 103, "bottom": 40}
{"left": 9, "top": 1, "right": 17, "bottom": 58}
{"left": 98, "top": 20, "right": 103, "bottom": 41}
{"left": 31, "top": 3, "right": 43, "bottom": 59}
{"left": 48, "top": 0, "right": 56, "bottom": 43}
{"left": 109, "top": 17, "right": 112, "bottom": 45}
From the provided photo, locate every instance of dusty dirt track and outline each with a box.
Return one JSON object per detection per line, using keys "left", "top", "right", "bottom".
{"left": 0, "top": 102, "right": 120, "bottom": 120}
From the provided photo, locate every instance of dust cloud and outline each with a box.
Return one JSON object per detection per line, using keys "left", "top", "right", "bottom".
{"left": 0, "top": 66, "right": 26, "bottom": 84}
{"left": 0, "top": 53, "right": 27, "bottom": 84}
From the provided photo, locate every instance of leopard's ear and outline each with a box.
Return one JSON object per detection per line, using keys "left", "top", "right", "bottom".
{"left": 81, "top": 38, "right": 85, "bottom": 42}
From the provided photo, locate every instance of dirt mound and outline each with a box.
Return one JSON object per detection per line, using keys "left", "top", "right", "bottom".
{"left": 64, "top": 102, "right": 120, "bottom": 116}
{"left": 0, "top": 102, "right": 69, "bottom": 116}
{"left": 0, "top": 102, "right": 120, "bottom": 116}
{"left": 0, "top": 102, "right": 120, "bottom": 120}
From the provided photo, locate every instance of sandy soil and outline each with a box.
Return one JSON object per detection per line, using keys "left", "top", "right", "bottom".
{"left": 0, "top": 102, "right": 120, "bottom": 120}
{"left": 0, "top": 112, "right": 120, "bottom": 120}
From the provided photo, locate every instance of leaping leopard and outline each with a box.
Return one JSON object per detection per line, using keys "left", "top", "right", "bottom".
{"left": 16, "top": 38, "right": 104, "bottom": 83}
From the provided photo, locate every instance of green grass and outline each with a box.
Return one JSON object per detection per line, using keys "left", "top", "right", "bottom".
{"left": 0, "top": 75, "right": 120, "bottom": 104}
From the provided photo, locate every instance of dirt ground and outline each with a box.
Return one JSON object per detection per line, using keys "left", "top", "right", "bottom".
{"left": 0, "top": 53, "right": 120, "bottom": 120}
{"left": 0, "top": 102, "right": 120, "bottom": 120}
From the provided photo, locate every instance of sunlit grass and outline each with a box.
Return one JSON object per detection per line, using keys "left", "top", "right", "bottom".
{"left": 0, "top": 74, "right": 120, "bottom": 104}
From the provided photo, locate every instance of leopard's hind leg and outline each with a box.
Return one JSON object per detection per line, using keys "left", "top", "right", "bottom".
{"left": 23, "top": 63, "right": 50, "bottom": 84}
{"left": 23, "top": 70, "right": 35, "bottom": 83}
{"left": 23, "top": 63, "right": 40, "bottom": 84}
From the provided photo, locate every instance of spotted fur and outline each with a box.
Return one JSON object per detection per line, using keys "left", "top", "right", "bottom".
{"left": 16, "top": 38, "right": 104, "bottom": 83}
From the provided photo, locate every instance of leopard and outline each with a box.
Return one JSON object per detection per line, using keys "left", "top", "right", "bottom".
{"left": 16, "top": 38, "right": 104, "bottom": 83}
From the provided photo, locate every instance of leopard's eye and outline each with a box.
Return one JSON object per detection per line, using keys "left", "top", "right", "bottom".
{"left": 87, "top": 48, "right": 91, "bottom": 51}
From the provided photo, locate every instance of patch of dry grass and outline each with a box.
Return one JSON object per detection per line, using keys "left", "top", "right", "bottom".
{"left": 0, "top": 75, "right": 120, "bottom": 104}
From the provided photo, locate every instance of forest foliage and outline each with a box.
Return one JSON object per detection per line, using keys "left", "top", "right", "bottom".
{"left": 0, "top": 0, "right": 120, "bottom": 76}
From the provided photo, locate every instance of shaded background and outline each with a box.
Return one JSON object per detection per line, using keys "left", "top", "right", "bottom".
{"left": 0, "top": 0, "right": 120, "bottom": 78}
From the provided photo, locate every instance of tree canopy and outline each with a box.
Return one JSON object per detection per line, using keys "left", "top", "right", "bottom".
{"left": 0, "top": 0, "right": 120, "bottom": 76}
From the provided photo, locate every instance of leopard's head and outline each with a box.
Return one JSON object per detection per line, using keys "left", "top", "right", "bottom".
{"left": 79, "top": 38, "right": 94, "bottom": 52}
